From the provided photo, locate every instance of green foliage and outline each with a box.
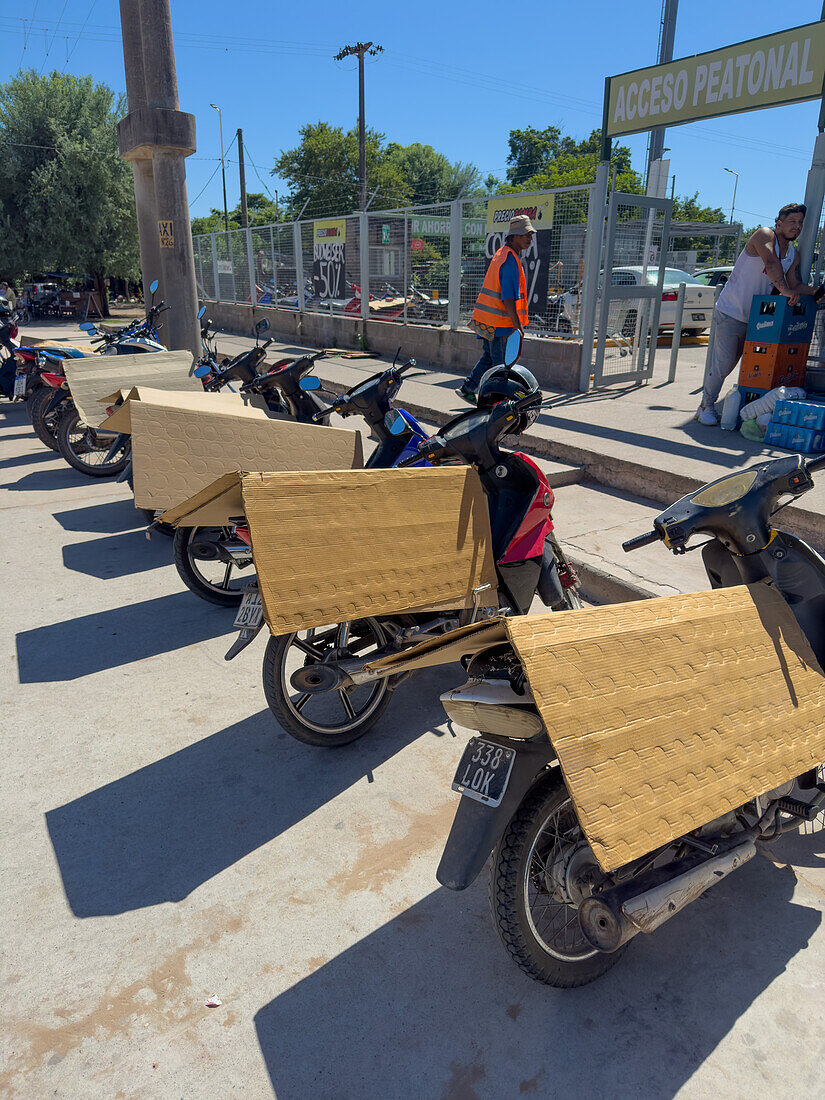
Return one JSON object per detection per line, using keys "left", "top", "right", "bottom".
{"left": 191, "top": 193, "right": 282, "bottom": 235}
{"left": 0, "top": 70, "right": 139, "bottom": 282}
{"left": 672, "top": 192, "right": 726, "bottom": 223}
{"left": 504, "top": 126, "right": 642, "bottom": 199}
{"left": 273, "top": 123, "right": 483, "bottom": 216}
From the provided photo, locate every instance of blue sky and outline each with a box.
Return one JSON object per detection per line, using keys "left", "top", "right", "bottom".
{"left": 3, "top": 1, "right": 823, "bottom": 227}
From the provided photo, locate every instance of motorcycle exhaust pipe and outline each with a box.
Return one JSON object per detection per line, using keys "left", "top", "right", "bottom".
{"left": 578, "top": 835, "right": 757, "bottom": 953}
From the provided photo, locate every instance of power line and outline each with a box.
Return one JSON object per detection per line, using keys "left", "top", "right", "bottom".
{"left": 17, "top": 1, "right": 39, "bottom": 69}
{"left": 39, "top": 0, "right": 69, "bottom": 73}
{"left": 63, "top": 0, "right": 98, "bottom": 71}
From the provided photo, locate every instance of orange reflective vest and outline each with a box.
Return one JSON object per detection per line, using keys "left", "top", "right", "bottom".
{"left": 471, "top": 245, "right": 528, "bottom": 331}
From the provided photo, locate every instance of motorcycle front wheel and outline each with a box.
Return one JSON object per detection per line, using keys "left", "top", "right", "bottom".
{"left": 28, "top": 386, "right": 63, "bottom": 451}
{"left": 57, "top": 410, "right": 129, "bottom": 476}
{"left": 262, "top": 619, "right": 394, "bottom": 746}
{"left": 490, "top": 776, "right": 626, "bottom": 987}
{"left": 172, "top": 525, "right": 252, "bottom": 606}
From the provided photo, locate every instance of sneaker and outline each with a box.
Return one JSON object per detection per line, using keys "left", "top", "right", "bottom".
{"left": 695, "top": 404, "right": 719, "bottom": 426}
{"left": 457, "top": 384, "right": 478, "bottom": 406}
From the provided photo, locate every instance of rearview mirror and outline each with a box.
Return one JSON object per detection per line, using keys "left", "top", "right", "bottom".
{"left": 197, "top": 306, "right": 206, "bottom": 319}
{"left": 194, "top": 363, "right": 211, "bottom": 378}
{"left": 504, "top": 330, "right": 522, "bottom": 367}
{"left": 385, "top": 409, "right": 407, "bottom": 435}
{"left": 79, "top": 321, "right": 96, "bottom": 332}
{"left": 299, "top": 375, "right": 321, "bottom": 391}
{"left": 255, "top": 318, "right": 270, "bottom": 333}
{"left": 149, "top": 280, "right": 159, "bottom": 294}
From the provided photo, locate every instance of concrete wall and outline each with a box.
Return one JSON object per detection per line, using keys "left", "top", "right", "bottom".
{"left": 199, "top": 300, "right": 582, "bottom": 392}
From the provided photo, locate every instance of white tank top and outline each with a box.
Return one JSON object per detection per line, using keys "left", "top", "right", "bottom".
{"left": 717, "top": 233, "right": 796, "bottom": 323}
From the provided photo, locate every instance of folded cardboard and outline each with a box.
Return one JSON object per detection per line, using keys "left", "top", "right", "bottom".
{"left": 241, "top": 467, "right": 499, "bottom": 636}
{"left": 130, "top": 395, "right": 364, "bottom": 512}
{"left": 97, "top": 385, "right": 279, "bottom": 434}
{"left": 158, "top": 472, "right": 248, "bottom": 528}
{"left": 364, "top": 585, "right": 825, "bottom": 873}
{"left": 62, "top": 351, "right": 195, "bottom": 427}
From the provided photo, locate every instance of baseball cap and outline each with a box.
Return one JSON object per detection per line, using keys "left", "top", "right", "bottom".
{"left": 508, "top": 215, "right": 535, "bottom": 235}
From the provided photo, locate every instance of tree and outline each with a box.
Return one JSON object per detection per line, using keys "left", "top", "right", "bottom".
{"left": 384, "top": 142, "right": 481, "bottom": 204}
{"left": 191, "top": 193, "right": 282, "bottom": 235}
{"left": 0, "top": 71, "right": 139, "bottom": 313}
{"left": 504, "top": 126, "right": 643, "bottom": 200}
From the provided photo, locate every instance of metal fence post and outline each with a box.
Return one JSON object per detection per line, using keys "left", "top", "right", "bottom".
{"left": 246, "top": 226, "right": 257, "bottom": 307}
{"left": 578, "top": 165, "right": 609, "bottom": 391}
{"left": 210, "top": 233, "right": 220, "bottom": 303}
{"left": 293, "top": 221, "right": 304, "bottom": 312}
{"left": 268, "top": 226, "right": 277, "bottom": 301}
{"left": 359, "top": 211, "right": 369, "bottom": 322}
{"left": 667, "top": 282, "right": 686, "bottom": 382}
{"left": 448, "top": 199, "right": 462, "bottom": 331}
{"left": 403, "top": 209, "right": 408, "bottom": 326}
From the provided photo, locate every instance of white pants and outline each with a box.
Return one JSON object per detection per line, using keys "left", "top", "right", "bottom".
{"left": 702, "top": 309, "right": 748, "bottom": 407}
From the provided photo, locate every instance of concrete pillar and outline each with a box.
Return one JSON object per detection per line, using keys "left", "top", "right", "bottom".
{"left": 117, "top": 0, "right": 201, "bottom": 359}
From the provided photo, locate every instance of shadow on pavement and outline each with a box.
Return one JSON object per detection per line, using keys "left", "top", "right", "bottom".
{"left": 45, "top": 667, "right": 456, "bottom": 917}
{"left": 0, "top": 448, "right": 57, "bottom": 469}
{"left": 254, "top": 856, "right": 820, "bottom": 1098}
{"left": 4, "top": 467, "right": 110, "bottom": 492}
{"left": 53, "top": 497, "right": 143, "bottom": 534}
{"left": 15, "top": 591, "right": 231, "bottom": 682}
{"left": 61, "top": 530, "right": 170, "bottom": 578}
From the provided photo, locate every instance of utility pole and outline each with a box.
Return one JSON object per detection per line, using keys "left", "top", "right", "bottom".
{"left": 117, "top": 0, "right": 200, "bottom": 358}
{"left": 646, "top": 0, "right": 678, "bottom": 189}
{"left": 237, "top": 127, "right": 248, "bottom": 228}
{"left": 334, "top": 41, "right": 383, "bottom": 210}
{"left": 210, "top": 103, "right": 228, "bottom": 230}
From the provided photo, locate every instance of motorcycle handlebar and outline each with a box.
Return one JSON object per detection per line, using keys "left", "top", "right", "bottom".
{"left": 622, "top": 530, "right": 661, "bottom": 553}
{"left": 806, "top": 453, "right": 825, "bottom": 473}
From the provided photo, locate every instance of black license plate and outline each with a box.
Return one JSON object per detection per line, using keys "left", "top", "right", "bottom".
{"left": 691, "top": 312, "right": 706, "bottom": 322}
{"left": 451, "top": 737, "right": 516, "bottom": 807}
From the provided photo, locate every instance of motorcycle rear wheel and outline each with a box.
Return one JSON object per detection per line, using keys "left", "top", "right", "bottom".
{"left": 57, "top": 409, "right": 129, "bottom": 476}
{"left": 173, "top": 525, "right": 251, "bottom": 606}
{"left": 490, "top": 775, "right": 626, "bottom": 987}
{"left": 28, "top": 386, "right": 62, "bottom": 451}
{"left": 262, "top": 619, "right": 393, "bottom": 746}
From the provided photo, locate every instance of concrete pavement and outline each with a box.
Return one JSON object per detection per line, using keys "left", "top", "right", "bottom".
{"left": 2, "top": 342, "right": 824, "bottom": 1097}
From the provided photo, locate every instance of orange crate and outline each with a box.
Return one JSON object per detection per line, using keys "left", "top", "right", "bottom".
{"left": 738, "top": 341, "right": 809, "bottom": 389}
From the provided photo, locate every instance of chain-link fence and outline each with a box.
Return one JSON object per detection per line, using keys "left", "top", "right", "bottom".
{"left": 191, "top": 184, "right": 593, "bottom": 336}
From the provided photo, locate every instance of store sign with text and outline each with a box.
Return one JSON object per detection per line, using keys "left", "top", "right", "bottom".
{"left": 484, "top": 194, "right": 555, "bottom": 317}
{"left": 607, "top": 22, "right": 825, "bottom": 138}
{"left": 312, "top": 219, "right": 346, "bottom": 299}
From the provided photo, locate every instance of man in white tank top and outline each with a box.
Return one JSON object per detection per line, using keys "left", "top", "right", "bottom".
{"left": 697, "top": 203, "right": 824, "bottom": 425}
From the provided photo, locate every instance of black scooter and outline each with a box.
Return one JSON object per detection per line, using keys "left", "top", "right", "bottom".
{"left": 435, "top": 451, "right": 825, "bottom": 988}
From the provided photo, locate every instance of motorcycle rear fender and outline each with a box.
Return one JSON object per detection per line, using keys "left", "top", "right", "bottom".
{"left": 437, "top": 738, "right": 557, "bottom": 891}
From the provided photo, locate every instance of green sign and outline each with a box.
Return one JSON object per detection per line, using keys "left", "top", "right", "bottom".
{"left": 381, "top": 224, "right": 390, "bottom": 244}
{"left": 409, "top": 215, "right": 485, "bottom": 238}
{"left": 607, "top": 21, "right": 825, "bottom": 138}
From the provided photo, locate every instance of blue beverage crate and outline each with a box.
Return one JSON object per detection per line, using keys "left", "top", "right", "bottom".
{"left": 765, "top": 422, "right": 786, "bottom": 446}
{"left": 785, "top": 426, "right": 824, "bottom": 454}
{"left": 770, "top": 399, "right": 799, "bottom": 425}
{"left": 795, "top": 401, "right": 825, "bottom": 431}
{"left": 746, "top": 295, "right": 817, "bottom": 343}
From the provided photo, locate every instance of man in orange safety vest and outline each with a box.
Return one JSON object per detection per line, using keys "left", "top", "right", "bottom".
{"left": 458, "top": 213, "right": 534, "bottom": 404}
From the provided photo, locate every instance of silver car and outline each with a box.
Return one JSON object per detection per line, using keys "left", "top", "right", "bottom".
{"left": 563, "top": 266, "right": 714, "bottom": 337}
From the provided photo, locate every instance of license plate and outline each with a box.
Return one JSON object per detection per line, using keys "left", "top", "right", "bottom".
{"left": 233, "top": 588, "right": 263, "bottom": 630}
{"left": 452, "top": 737, "right": 516, "bottom": 807}
{"left": 13, "top": 375, "right": 26, "bottom": 398}
{"left": 691, "top": 313, "right": 706, "bottom": 322}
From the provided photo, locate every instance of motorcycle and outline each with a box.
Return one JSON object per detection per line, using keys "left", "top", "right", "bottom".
{"left": 241, "top": 375, "right": 581, "bottom": 749}
{"left": 433, "top": 451, "right": 825, "bottom": 987}
{"left": 177, "top": 353, "right": 428, "bottom": 608}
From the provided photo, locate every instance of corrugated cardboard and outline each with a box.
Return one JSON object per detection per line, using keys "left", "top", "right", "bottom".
{"left": 130, "top": 396, "right": 364, "bottom": 511}
{"left": 241, "top": 467, "right": 498, "bottom": 637}
{"left": 62, "top": 351, "right": 195, "bottom": 427}
{"left": 504, "top": 584, "right": 825, "bottom": 872}
{"left": 97, "top": 386, "right": 277, "bottom": 434}
{"left": 361, "top": 585, "right": 825, "bottom": 872}
{"left": 158, "top": 473, "right": 247, "bottom": 528}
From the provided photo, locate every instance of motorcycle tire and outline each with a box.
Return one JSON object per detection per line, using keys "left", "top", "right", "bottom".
{"left": 553, "top": 587, "right": 583, "bottom": 611}
{"left": 57, "top": 409, "right": 130, "bottom": 477}
{"left": 172, "top": 525, "right": 249, "bottom": 606}
{"left": 490, "top": 774, "right": 626, "bottom": 987}
{"left": 262, "top": 620, "right": 393, "bottom": 747}
{"left": 28, "top": 386, "right": 63, "bottom": 451}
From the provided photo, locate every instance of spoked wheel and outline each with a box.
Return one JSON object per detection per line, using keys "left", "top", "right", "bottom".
{"left": 554, "top": 587, "right": 583, "bottom": 611}
{"left": 57, "top": 409, "right": 129, "bottom": 476}
{"left": 28, "top": 386, "right": 64, "bottom": 451}
{"left": 262, "top": 618, "right": 394, "bottom": 746}
{"left": 172, "top": 525, "right": 253, "bottom": 606}
{"left": 491, "top": 777, "right": 625, "bottom": 987}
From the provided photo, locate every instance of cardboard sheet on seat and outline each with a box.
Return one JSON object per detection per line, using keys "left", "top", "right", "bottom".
{"left": 62, "top": 351, "right": 195, "bottom": 427}
{"left": 97, "top": 385, "right": 280, "bottom": 434}
{"left": 130, "top": 395, "right": 364, "bottom": 512}
{"left": 241, "top": 467, "right": 498, "bottom": 636}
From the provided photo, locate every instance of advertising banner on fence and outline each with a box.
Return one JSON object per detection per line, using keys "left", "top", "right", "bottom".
{"left": 312, "top": 218, "right": 346, "bottom": 300}
{"left": 484, "top": 194, "right": 555, "bottom": 318}
{"left": 607, "top": 21, "right": 825, "bottom": 138}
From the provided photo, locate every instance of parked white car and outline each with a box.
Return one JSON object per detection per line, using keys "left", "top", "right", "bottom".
{"left": 563, "top": 266, "right": 714, "bottom": 337}
{"left": 693, "top": 265, "right": 734, "bottom": 288}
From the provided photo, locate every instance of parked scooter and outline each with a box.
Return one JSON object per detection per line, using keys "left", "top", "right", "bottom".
{"left": 239, "top": 356, "right": 581, "bottom": 748}
{"left": 177, "top": 353, "right": 429, "bottom": 607}
{"left": 434, "top": 452, "right": 825, "bottom": 987}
